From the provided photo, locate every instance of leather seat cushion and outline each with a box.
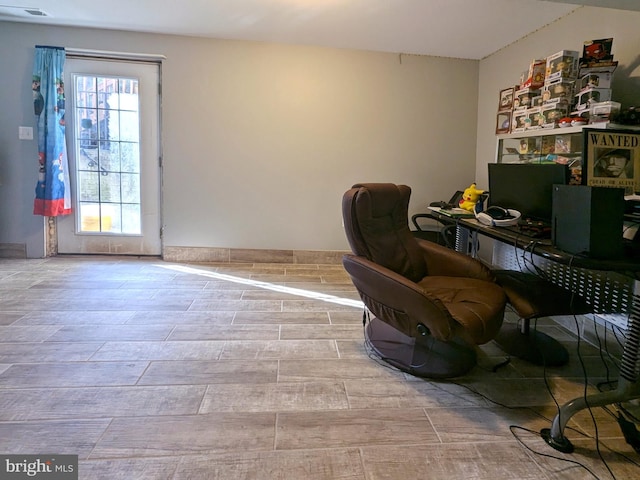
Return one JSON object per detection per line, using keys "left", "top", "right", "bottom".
{"left": 493, "top": 270, "right": 592, "bottom": 319}
{"left": 418, "top": 276, "right": 506, "bottom": 344}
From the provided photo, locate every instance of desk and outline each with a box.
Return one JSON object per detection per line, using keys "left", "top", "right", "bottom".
{"left": 420, "top": 208, "right": 640, "bottom": 453}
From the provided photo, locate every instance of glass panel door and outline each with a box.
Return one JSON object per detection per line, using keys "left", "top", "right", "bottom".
{"left": 57, "top": 58, "right": 161, "bottom": 255}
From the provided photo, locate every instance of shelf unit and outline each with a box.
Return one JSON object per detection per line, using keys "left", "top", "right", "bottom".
{"left": 496, "top": 126, "right": 590, "bottom": 185}
{"left": 496, "top": 124, "right": 640, "bottom": 187}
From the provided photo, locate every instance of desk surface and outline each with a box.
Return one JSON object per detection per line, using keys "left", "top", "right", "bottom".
{"left": 424, "top": 208, "right": 640, "bottom": 273}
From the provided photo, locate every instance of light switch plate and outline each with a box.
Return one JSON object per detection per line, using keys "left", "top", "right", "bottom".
{"left": 18, "top": 126, "right": 34, "bottom": 140}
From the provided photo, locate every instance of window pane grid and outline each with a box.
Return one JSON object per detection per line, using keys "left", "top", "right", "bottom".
{"left": 73, "top": 74, "right": 142, "bottom": 235}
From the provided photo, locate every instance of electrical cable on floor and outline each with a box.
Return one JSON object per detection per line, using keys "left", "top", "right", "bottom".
{"left": 473, "top": 233, "right": 638, "bottom": 475}
{"left": 509, "top": 425, "right": 603, "bottom": 480}
{"left": 514, "top": 251, "right": 617, "bottom": 476}
{"left": 539, "top": 332, "right": 562, "bottom": 413}
{"left": 592, "top": 310, "right": 640, "bottom": 444}
{"left": 531, "top": 252, "right": 639, "bottom": 472}
{"left": 571, "top": 312, "right": 618, "bottom": 480}
{"left": 600, "top": 322, "right": 622, "bottom": 373}
{"left": 364, "top": 329, "right": 640, "bottom": 478}
{"left": 452, "top": 374, "right": 640, "bottom": 478}
{"left": 593, "top": 317, "right": 640, "bottom": 450}
{"left": 447, "top": 378, "right": 609, "bottom": 476}
{"left": 593, "top": 315, "right": 614, "bottom": 388}
{"left": 462, "top": 296, "right": 635, "bottom": 477}
{"left": 359, "top": 281, "right": 637, "bottom": 477}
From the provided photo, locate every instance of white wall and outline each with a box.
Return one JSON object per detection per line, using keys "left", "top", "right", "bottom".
{"left": 0, "top": 22, "right": 480, "bottom": 257}
{"left": 476, "top": 6, "right": 640, "bottom": 189}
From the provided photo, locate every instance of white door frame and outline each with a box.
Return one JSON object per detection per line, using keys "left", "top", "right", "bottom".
{"left": 56, "top": 56, "right": 162, "bottom": 255}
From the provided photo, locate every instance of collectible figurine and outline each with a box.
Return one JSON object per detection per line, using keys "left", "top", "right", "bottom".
{"left": 459, "top": 183, "right": 485, "bottom": 211}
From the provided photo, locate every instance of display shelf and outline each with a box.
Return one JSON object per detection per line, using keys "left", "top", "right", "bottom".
{"left": 496, "top": 122, "right": 634, "bottom": 140}
{"left": 495, "top": 123, "right": 640, "bottom": 185}
{"left": 497, "top": 125, "right": 585, "bottom": 140}
{"left": 496, "top": 127, "right": 585, "bottom": 184}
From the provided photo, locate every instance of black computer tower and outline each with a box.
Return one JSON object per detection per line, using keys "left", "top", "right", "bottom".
{"left": 552, "top": 185, "right": 624, "bottom": 259}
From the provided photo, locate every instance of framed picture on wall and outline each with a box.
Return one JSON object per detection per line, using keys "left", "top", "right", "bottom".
{"left": 583, "top": 128, "right": 640, "bottom": 195}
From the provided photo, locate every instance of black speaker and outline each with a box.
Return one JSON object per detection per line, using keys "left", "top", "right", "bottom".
{"left": 552, "top": 185, "right": 624, "bottom": 259}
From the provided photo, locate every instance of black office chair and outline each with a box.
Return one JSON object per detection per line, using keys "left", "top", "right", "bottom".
{"left": 411, "top": 213, "right": 457, "bottom": 247}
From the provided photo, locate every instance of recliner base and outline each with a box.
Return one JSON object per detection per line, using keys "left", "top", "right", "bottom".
{"left": 365, "top": 317, "right": 477, "bottom": 379}
{"left": 494, "top": 323, "right": 569, "bottom": 366}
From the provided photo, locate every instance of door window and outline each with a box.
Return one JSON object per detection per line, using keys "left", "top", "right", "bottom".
{"left": 73, "top": 75, "right": 142, "bottom": 234}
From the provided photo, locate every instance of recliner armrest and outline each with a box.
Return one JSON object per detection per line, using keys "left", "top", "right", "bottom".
{"left": 416, "top": 238, "right": 496, "bottom": 282}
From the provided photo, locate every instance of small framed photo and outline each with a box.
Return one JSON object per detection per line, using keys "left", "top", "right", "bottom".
{"left": 584, "top": 128, "right": 640, "bottom": 195}
{"left": 498, "top": 87, "right": 514, "bottom": 111}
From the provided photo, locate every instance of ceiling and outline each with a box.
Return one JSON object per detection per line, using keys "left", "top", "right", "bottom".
{"left": 0, "top": 0, "right": 638, "bottom": 59}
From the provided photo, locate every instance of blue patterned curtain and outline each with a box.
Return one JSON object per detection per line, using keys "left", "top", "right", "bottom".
{"left": 32, "top": 46, "right": 71, "bottom": 216}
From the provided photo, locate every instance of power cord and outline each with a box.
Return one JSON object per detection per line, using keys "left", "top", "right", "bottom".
{"left": 592, "top": 316, "right": 640, "bottom": 452}
{"left": 570, "top": 312, "right": 618, "bottom": 480}
{"left": 485, "top": 243, "right": 633, "bottom": 477}
{"left": 529, "top": 252, "right": 616, "bottom": 478}
{"left": 509, "top": 425, "right": 602, "bottom": 479}
{"left": 447, "top": 377, "right": 624, "bottom": 480}
{"left": 359, "top": 301, "right": 639, "bottom": 477}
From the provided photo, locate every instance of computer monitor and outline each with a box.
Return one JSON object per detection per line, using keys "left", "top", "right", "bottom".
{"left": 488, "top": 163, "right": 569, "bottom": 222}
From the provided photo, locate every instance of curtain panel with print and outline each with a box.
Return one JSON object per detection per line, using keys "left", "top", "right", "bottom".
{"left": 32, "top": 46, "right": 71, "bottom": 216}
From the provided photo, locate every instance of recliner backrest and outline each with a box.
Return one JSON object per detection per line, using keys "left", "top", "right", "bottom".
{"left": 342, "top": 183, "right": 427, "bottom": 283}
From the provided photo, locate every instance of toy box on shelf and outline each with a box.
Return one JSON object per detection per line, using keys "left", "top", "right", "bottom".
{"left": 575, "top": 38, "right": 617, "bottom": 113}
{"left": 513, "top": 87, "right": 540, "bottom": 109}
{"left": 521, "top": 59, "right": 546, "bottom": 89}
{"left": 575, "top": 87, "right": 612, "bottom": 111}
{"left": 541, "top": 102, "right": 570, "bottom": 128}
{"left": 527, "top": 107, "right": 544, "bottom": 130}
{"left": 542, "top": 78, "right": 575, "bottom": 105}
{"left": 545, "top": 50, "right": 580, "bottom": 82}
{"left": 498, "top": 86, "right": 515, "bottom": 111}
{"left": 512, "top": 109, "right": 529, "bottom": 132}
{"left": 580, "top": 61, "right": 618, "bottom": 74}
{"left": 555, "top": 134, "right": 580, "bottom": 153}
{"left": 539, "top": 49, "right": 580, "bottom": 128}
{"left": 496, "top": 110, "right": 512, "bottom": 134}
{"left": 580, "top": 38, "right": 614, "bottom": 66}
{"left": 589, "top": 100, "right": 621, "bottom": 124}
{"left": 518, "top": 137, "right": 538, "bottom": 154}
{"left": 541, "top": 136, "right": 555, "bottom": 155}
{"left": 496, "top": 86, "right": 516, "bottom": 134}
{"left": 578, "top": 72, "right": 613, "bottom": 91}
{"left": 494, "top": 39, "right": 619, "bottom": 136}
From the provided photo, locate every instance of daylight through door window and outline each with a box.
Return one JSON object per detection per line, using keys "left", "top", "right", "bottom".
{"left": 73, "top": 75, "right": 142, "bottom": 234}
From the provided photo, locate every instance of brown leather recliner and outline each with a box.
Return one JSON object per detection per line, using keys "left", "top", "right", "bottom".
{"left": 342, "top": 183, "right": 507, "bottom": 378}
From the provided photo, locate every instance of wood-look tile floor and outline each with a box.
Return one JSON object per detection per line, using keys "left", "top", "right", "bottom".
{"left": 0, "top": 256, "right": 639, "bottom": 479}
